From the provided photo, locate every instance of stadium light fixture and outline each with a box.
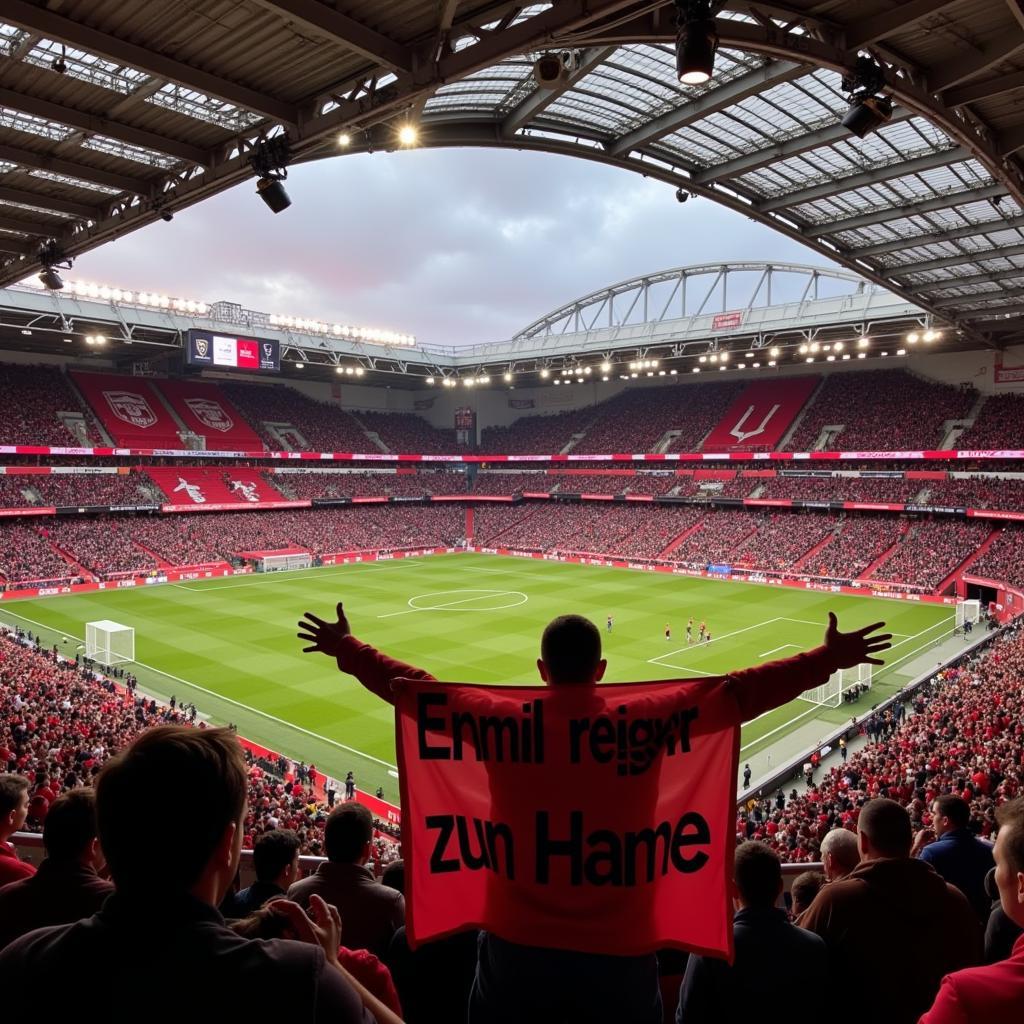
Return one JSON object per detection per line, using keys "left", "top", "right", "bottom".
{"left": 553, "top": 379, "right": 561, "bottom": 386}
{"left": 698, "top": 355, "right": 707, "bottom": 363}
{"left": 504, "top": 372, "right": 512, "bottom": 382}
{"left": 398, "top": 123, "right": 418, "bottom": 147}
{"left": 675, "top": 0, "right": 718, "bottom": 85}
{"left": 630, "top": 373, "right": 638, "bottom": 379}
{"left": 251, "top": 135, "right": 292, "bottom": 213}
{"left": 798, "top": 344, "right": 808, "bottom": 355}
{"left": 907, "top": 332, "right": 919, "bottom": 344}
{"left": 752, "top": 362, "right": 760, "bottom": 368}
{"left": 720, "top": 352, "right": 729, "bottom": 362}
{"left": 335, "top": 366, "right": 344, "bottom": 374}
{"left": 709, "top": 354, "right": 718, "bottom": 363}
{"left": 425, "top": 376, "right": 434, "bottom": 385}
{"left": 840, "top": 57, "right": 892, "bottom": 138}
{"left": 737, "top": 363, "right": 745, "bottom": 370}
{"left": 805, "top": 357, "right": 814, "bottom": 363}
{"left": 745, "top": 352, "right": 753, "bottom": 359}
{"left": 810, "top": 342, "right": 820, "bottom": 353}
{"left": 670, "top": 369, "right": 677, "bottom": 375}
{"left": 338, "top": 133, "right": 351, "bottom": 147}
{"left": 719, "top": 365, "right": 726, "bottom": 372}
{"left": 842, "top": 354, "right": 851, "bottom": 361}
{"left": 768, "top": 360, "right": 776, "bottom": 367}
{"left": 600, "top": 362, "right": 611, "bottom": 372}
{"left": 881, "top": 351, "right": 889, "bottom": 357}
{"left": 834, "top": 341, "right": 844, "bottom": 352}
{"left": 354, "top": 367, "right": 364, "bottom": 376}
{"left": 858, "top": 337, "right": 870, "bottom": 348}
{"left": 540, "top": 368, "right": 549, "bottom": 378}
{"left": 858, "top": 352, "right": 867, "bottom": 359}
{"left": 584, "top": 366, "right": 592, "bottom": 375}
{"left": 692, "top": 367, "right": 700, "bottom": 373}
{"left": 923, "top": 329, "right": 938, "bottom": 342}
{"left": 37, "top": 238, "right": 71, "bottom": 291}
{"left": 769, "top": 346, "right": 780, "bottom": 357}
{"left": 897, "top": 348, "right": 907, "bottom": 356}
{"left": 602, "top": 375, "right": 609, "bottom": 381}
{"left": 480, "top": 376, "right": 491, "bottom": 385}
{"left": 826, "top": 355, "right": 835, "bottom": 362}
{"left": 647, "top": 371, "right": 654, "bottom": 377}
{"left": 658, "top": 370, "right": 666, "bottom": 376}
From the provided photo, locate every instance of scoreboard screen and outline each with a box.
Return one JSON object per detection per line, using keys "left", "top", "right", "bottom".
{"left": 186, "top": 330, "right": 279, "bottom": 372}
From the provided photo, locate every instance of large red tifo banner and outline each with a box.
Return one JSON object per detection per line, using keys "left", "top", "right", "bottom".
{"left": 394, "top": 676, "right": 740, "bottom": 959}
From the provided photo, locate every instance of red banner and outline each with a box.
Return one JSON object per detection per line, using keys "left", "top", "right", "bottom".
{"left": 394, "top": 677, "right": 740, "bottom": 957}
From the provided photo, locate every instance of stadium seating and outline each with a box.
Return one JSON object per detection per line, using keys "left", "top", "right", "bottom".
{"left": 0, "top": 365, "right": 103, "bottom": 447}
{"left": 145, "top": 467, "right": 288, "bottom": 505}
{"left": 923, "top": 476, "right": 1024, "bottom": 510}
{"left": 869, "top": 519, "right": 991, "bottom": 590}
{"left": 785, "top": 370, "right": 974, "bottom": 452}
{"left": 43, "top": 519, "right": 158, "bottom": 578}
{"left": 70, "top": 372, "right": 183, "bottom": 449}
{"left": 267, "top": 471, "right": 466, "bottom": 499}
{"left": 956, "top": 392, "right": 1024, "bottom": 451}
{"left": 0, "top": 524, "right": 81, "bottom": 587}
{"left": 479, "top": 406, "right": 595, "bottom": 454}
{"left": 969, "top": 527, "right": 1024, "bottom": 588}
{"left": 151, "top": 378, "right": 265, "bottom": 452}
{"left": 355, "top": 410, "right": 466, "bottom": 454}
{"left": 750, "top": 624, "right": 1024, "bottom": 863}
{"left": 0, "top": 473, "right": 158, "bottom": 508}
{"left": 756, "top": 475, "right": 924, "bottom": 503}
{"left": 472, "top": 472, "right": 550, "bottom": 495}
{"left": 803, "top": 515, "right": 904, "bottom": 580}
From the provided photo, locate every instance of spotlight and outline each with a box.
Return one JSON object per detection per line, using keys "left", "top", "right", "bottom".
{"left": 338, "top": 133, "right": 352, "bottom": 147}
{"left": 698, "top": 355, "right": 707, "bottom": 363}
{"left": 533, "top": 53, "right": 567, "bottom": 88}
{"left": 923, "top": 329, "right": 938, "bottom": 342}
{"left": 799, "top": 343, "right": 808, "bottom": 354}
{"left": 504, "top": 372, "right": 512, "bottom": 382}
{"left": 858, "top": 352, "right": 867, "bottom": 359}
{"left": 38, "top": 266, "right": 64, "bottom": 290}
{"left": 675, "top": 0, "right": 718, "bottom": 85}
{"left": 425, "top": 376, "right": 434, "bottom": 385}
{"left": 256, "top": 176, "right": 291, "bottom": 214}
{"left": 335, "top": 366, "right": 344, "bottom": 374}
{"left": 897, "top": 348, "right": 907, "bottom": 356}
{"left": 250, "top": 135, "right": 292, "bottom": 214}
{"left": 858, "top": 337, "right": 869, "bottom": 348}
{"left": 675, "top": 188, "right": 690, "bottom": 204}
{"left": 540, "top": 368, "right": 549, "bottom": 378}
{"left": 840, "top": 57, "right": 892, "bottom": 138}
{"left": 720, "top": 351, "right": 729, "bottom": 362}
{"left": 692, "top": 367, "right": 700, "bottom": 373}
{"left": 907, "top": 331, "right": 920, "bottom": 344}
{"left": 295, "top": 362, "right": 304, "bottom": 369}
{"left": 600, "top": 362, "right": 611, "bottom": 372}
{"left": 354, "top": 367, "right": 364, "bottom": 376}
{"left": 398, "top": 124, "right": 418, "bottom": 147}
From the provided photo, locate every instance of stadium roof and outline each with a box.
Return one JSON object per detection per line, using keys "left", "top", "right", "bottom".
{"left": 0, "top": 1, "right": 1023, "bottom": 348}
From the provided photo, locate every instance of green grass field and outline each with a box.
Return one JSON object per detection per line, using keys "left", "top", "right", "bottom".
{"left": 0, "top": 553, "right": 956, "bottom": 797}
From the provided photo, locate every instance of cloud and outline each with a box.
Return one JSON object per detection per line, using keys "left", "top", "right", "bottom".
{"left": 74, "top": 147, "right": 834, "bottom": 345}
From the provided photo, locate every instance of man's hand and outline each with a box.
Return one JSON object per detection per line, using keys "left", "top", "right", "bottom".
{"left": 824, "top": 611, "right": 892, "bottom": 669}
{"left": 911, "top": 827, "right": 936, "bottom": 858}
{"left": 297, "top": 602, "right": 351, "bottom": 659}
{"left": 267, "top": 895, "right": 342, "bottom": 965}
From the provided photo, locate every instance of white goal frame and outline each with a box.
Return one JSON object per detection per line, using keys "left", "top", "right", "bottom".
{"left": 260, "top": 553, "right": 312, "bottom": 573}
{"left": 799, "top": 663, "right": 872, "bottom": 709}
{"left": 955, "top": 599, "right": 981, "bottom": 631}
{"left": 85, "top": 620, "right": 135, "bottom": 665}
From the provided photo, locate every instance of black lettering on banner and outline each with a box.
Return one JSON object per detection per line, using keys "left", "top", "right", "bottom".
{"left": 426, "top": 814, "right": 459, "bottom": 872}
{"left": 418, "top": 692, "right": 451, "bottom": 760}
{"left": 535, "top": 811, "right": 712, "bottom": 885}
{"left": 568, "top": 705, "right": 699, "bottom": 775}
{"left": 426, "top": 814, "right": 516, "bottom": 878}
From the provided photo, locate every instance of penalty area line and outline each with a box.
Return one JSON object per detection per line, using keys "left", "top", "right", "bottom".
{"left": 0, "top": 608, "right": 397, "bottom": 772}
{"left": 758, "top": 644, "right": 800, "bottom": 658}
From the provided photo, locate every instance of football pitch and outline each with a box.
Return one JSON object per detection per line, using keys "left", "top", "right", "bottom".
{"left": 0, "top": 553, "right": 956, "bottom": 798}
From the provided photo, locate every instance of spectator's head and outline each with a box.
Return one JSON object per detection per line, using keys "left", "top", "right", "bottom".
{"left": 538, "top": 615, "right": 606, "bottom": 686}
{"left": 324, "top": 802, "right": 373, "bottom": 866}
{"left": 932, "top": 795, "right": 970, "bottom": 837}
{"left": 252, "top": 828, "right": 301, "bottom": 888}
{"left": 43, "top": 788, "right": 103, "bottom": 869}
{"left": 791, "top": 871, "right": 826, "bottom": 917}
{"left": 995, "top": 797, "right": 1024, "bottom": 927}
{"left": 96, "top": 726, "right": 247, "bottom": 902}
{"left": 0, "top": 773, "right": 29, "bottom": 841}
{"left": 733, "top": 841, "right": 782, "bottom": 910}
{"left": 382, "top": 859, "right": 405, "bottom": 895}
{"left": 820, "top": 827, "right": 860, "bottom": 881}
{"left": 858, "top": 798, "right": 912, "bottom": 860}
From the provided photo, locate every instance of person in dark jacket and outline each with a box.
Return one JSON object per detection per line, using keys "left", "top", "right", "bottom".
{"left": 676, "top": 842, "right": 828, "bottom": 1022}
{"left": 913, "top": 794, "right": 995, "bottom": 923}
{"left": 801, "top": 798, "right": 981, "bottom": 1024}
{"left": 982, "top": 865, "right": 1024, "bottom": 964}
{"left": 221, "top": 828, "right": 301, "bottom": 919}
{"left": 0, "top": 788, "right": 112, "bottom": 950}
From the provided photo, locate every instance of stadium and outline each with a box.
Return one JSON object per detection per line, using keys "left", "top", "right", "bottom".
{"left": 0, "top": 1, "right": 1023, "bottom": 1021}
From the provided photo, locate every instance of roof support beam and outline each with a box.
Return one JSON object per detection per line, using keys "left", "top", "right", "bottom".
{"left": 0, "top": 184, "right": 98, "bottom": 220}
{"left": 692, "top": 108, "right": 914, "bottom": 184}
{"left": 0, "top": 142, "right": 150, "bottom": 196}
{"left": 502, "top": 46, "right": 616, "bottom": 137}
{"left": 0, "top": 87, "right": 207, "bottom": 166}
{"left": 999, "top": 124, "right": 1024, "bottom": 158}
{"left": 850, "top": 214, "right": 1024, "bottom": 258}
{"left": 249, "top": 0, "right": 413, "bottom": 73}
{"left": 0, "top": 235, "right": 31, "bottom": 255}
{"left": 943, "top": 68, "right": 1024, "bottom": 107}
{"left": 961, "top": 301, "right": 1024, "bottom": 320}
{"left": 607, "top": 61, "right": 805, "bottom": 157}
{"left": 760, "top": 147, "right": 969, "bottom": 212}
{"left": 803, "top": 183, "right": 1007, "bottom": 237}
{"left": 2, "top": 0, "right": 298, "bottom": 127}
{"left": 0, "top": 211, "right": 50, "bottom": 236}
{"left": 929, "top": 34, "right": 1024, "bottom": 93}
{"left": 844, "top": 0, "right": 960, "bottom": 49}
{"left": 884, "top": 242, "right": 1024, "bottom": 277}
{"left": 914, "top": 265, "right": 1024, "bottom": 293}
{"left": 933, "top": 285, "right": 1024, "bottom": 308}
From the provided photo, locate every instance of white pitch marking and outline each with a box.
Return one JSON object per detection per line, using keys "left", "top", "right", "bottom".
{"left": 377, "top": 589, "right": 528, "bottom": 618}
{"left": 651, "top": 664, "right": 717, "bottom": 677}
{"left": 168, "top": 560, "right": 426, "bottom": 591}
{"left": 758, "top": 644, "right": 799, "bottom": 658}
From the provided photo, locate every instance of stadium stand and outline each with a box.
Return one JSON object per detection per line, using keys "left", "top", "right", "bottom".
{"left": 268, "top": 471, "right": 466, "bottom": 499}
{"left": 701, "top": 376, "right": 818, "bottom": 451}
{"left": 152, "top": 378, "right": 265, "bottom": 452}
{"left": 0, "top": 366, "right": 102, "bottom": 448}
{"left": 355, "top": 411, "right": 465, "bottom": 454}
{"left": 479, "top": 407, "right": 596, "bottom": 455}
{"left": 0, "top": 524, "right": 81, "bottom": 587}
{"left": 785, "top": 371, "right": 974, "bottom": 452}
{"left": 869, "top": 519, "right": 991, "bottom": 590}
{"left": 43, "top": 519, "right": 157, "bottom": 579}
{"left": 756, "top": 475, "right": 924, "bottom": 504}
{"left": 70, "top": 372, "right": 184, "bottom": 449}
{"left": 956, "top": 393, "right": 1024, "bottom": 451}
{"left": 969, "top": 528, "right": 1024, "bottom": 589}
{"left": 805, "top": 515, "right": 905, "bottom": 581}
{"left": 923, "top": 476, "right": 1024, "bottom": 510}
{"left": 472, "top": 472, "right": 549, "bottom": 495}
{"left": 145, "top": 467, "right": 288, "bottom": 505}
{"left": 2, "top": 473, "right": 158, "bottom": 508}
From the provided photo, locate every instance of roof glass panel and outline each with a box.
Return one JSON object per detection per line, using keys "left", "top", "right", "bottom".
{"left": 82, "top": 135, "right": 180, "bottom": 169}
{"left": 24, "top": 38, "right": 150, "bottom": 95}
{"left": 147, "top": 84, "right": 262, "bottom": 132}
{"left": 0, "top": 107, "right": 74, "bottom": 142}
{"left": 28, "top": 169, "right": 121, "bottom": 195}
{"left": 0, "top": 198, "right": 73, "bottom": 219}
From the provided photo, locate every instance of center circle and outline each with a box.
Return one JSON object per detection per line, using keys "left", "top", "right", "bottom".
{"left": 407, "top": 589, "right": 528, "bottom": 612}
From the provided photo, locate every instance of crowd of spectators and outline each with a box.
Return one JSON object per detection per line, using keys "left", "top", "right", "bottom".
{"left": 479, "top": 406, "right": 595, "bottom": 454}
{"left": 732, "top": 513, "right": 838, "bottom": 573}
{"left": 267, "top": 472, "right": 466, "bottom": 500}
{"left": 808, "top": 515, "right": 905, "bottom": 580}
{"left": 924, "top": 475, "right": 1024, "bottom": 511}
{"left": 355, "top": 411, "right": 466, "bottom": 455}
{"left": 956, "top": 392, "right": 1024, "bottom": 451}
{"left": 26, "top": 474, "right": 157, "bottom": 508}
{"left": 0, "top": 525, "right": 81, "bottom": 587}
{"left": 746, "top": 624, "right": 1024, "bottom": 867}
{"left": 871, "top": 519, "right": 991, "bottom": 590}
{"left": 0, "top": 366, "right": 103, "bottom": 448}
{"left": 786, "top": 370, "right": 974, "bottom": 452}
{"left": 218, "top": 381, "right": 370, "bottom": 452}
{"left": 471, "top": 472, "right": 549, "bottom": 495}
{"left": 970, "top": 527, "right": 1024, "bottom": 589}
{"left": 757, "top": 474, "right": 924, "bottom": 504}
{"left": 42, "top": 520, "right": 158, "bottom": 579}
{"left": 671, "top": 510, "right": 765, "bottom": 567}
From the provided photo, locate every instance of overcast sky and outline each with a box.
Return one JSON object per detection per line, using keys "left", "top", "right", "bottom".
{"left": 73, "top": 147, "right": 832, "bottom": 347}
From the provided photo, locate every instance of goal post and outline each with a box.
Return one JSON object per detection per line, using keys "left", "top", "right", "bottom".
{"left": 85, "top": 620, "right": 135, "bottom": 665}
{"left": 955, "top": 599, "right": 981, "bottom": 631}
{"left": 798, "top": 664, "right": 871, "bottom": 709}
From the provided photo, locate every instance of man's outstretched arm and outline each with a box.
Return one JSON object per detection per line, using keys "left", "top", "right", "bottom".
{"left": 725, "top": 612, "right": 891, "bottom": 723}
{"left": 298, "top": 602, "right": 436, "bottom": 706}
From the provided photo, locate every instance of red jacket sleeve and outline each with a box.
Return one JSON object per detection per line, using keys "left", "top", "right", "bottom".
{"left": 723, "top": 645, "right": 840, "bottom": 723}
{"left": 336, "top": 635, "right": 437, "bottom": 705}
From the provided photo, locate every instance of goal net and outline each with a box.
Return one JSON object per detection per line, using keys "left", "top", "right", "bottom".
{"left": 260, "top": 552, "right": 312, "bottom": 573}
{"left": 798, "top": 663, "right": 872, "bottom": 709}
{"left": 955, "top": 599, "right": 981, "bottom": 631}
{"left": 85, "top": 620, "right": 135, "bottom": 665}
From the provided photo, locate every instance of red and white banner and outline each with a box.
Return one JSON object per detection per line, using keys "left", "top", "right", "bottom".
{"left": 711, "top": 311, "right": 744, "bottom": 331}
{"left": 395, "top": 677, "right": 738, "bottom": 957}
{"left": 702, "top": 377, "right": 818, "bottom": 451}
